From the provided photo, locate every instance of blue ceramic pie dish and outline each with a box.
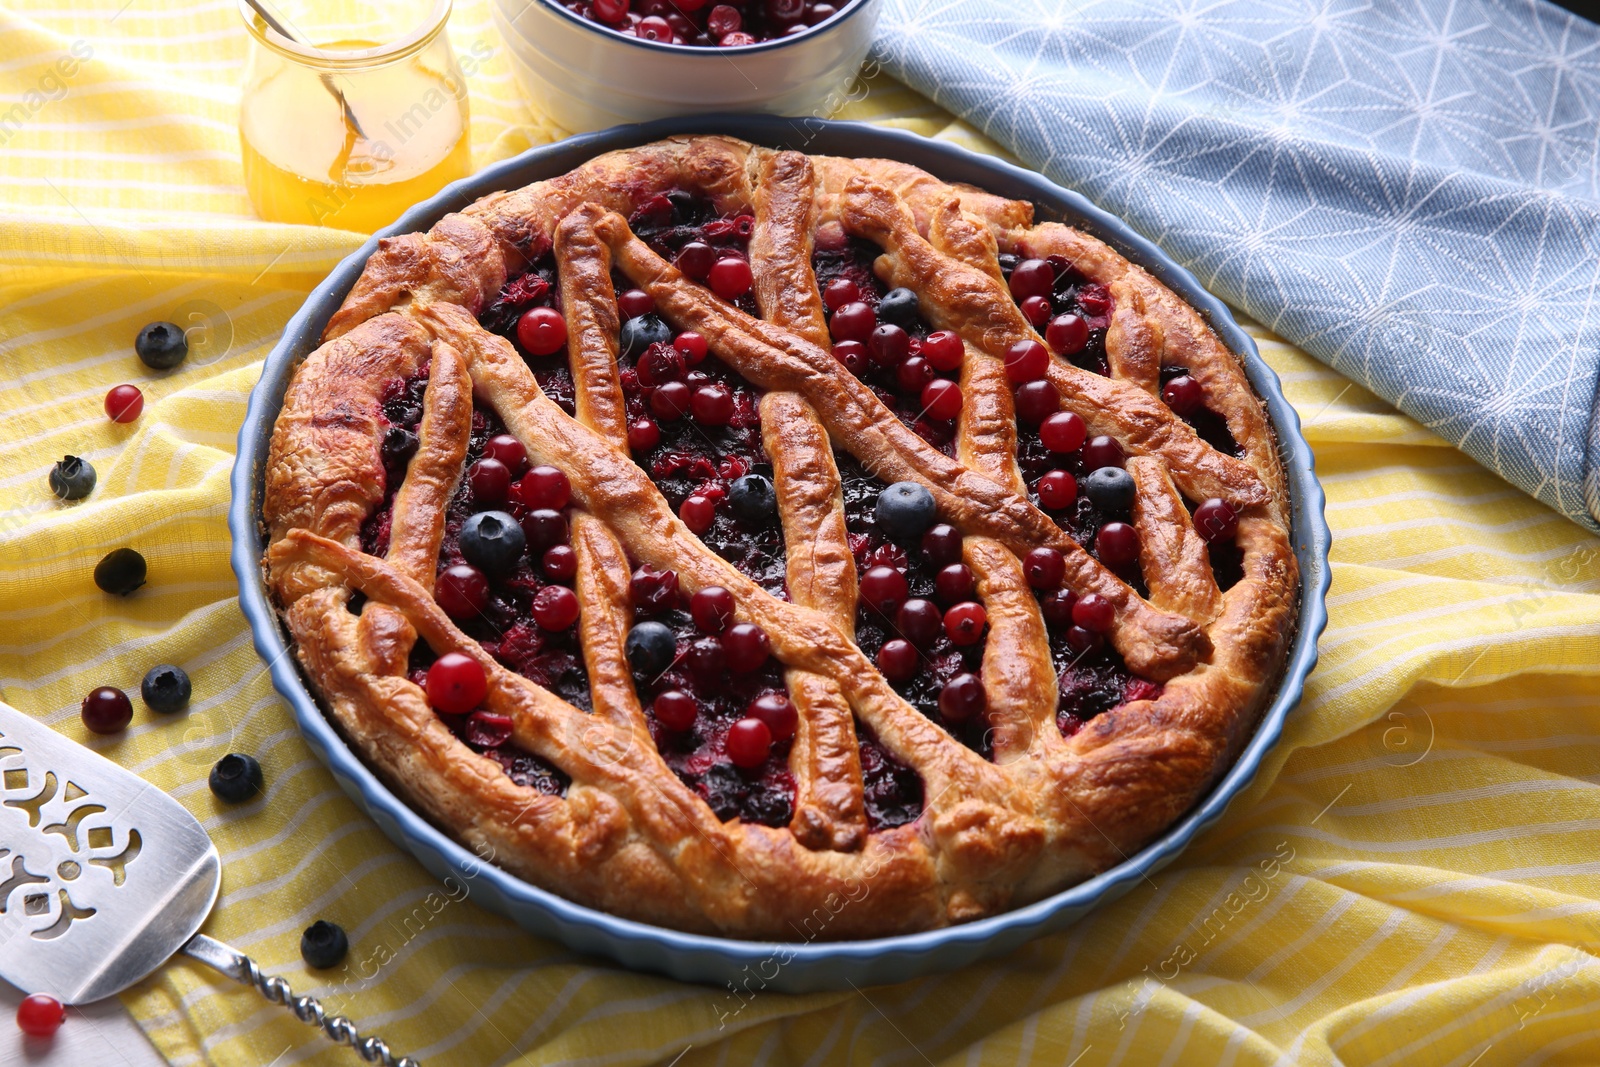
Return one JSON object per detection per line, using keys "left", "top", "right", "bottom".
{"left": 229, "top": 114, "right": 1332, "bottom": 993}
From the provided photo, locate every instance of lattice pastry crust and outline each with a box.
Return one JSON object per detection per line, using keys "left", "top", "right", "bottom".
{"left": 262, "top": 136, "right": 1298, "bottom": 938}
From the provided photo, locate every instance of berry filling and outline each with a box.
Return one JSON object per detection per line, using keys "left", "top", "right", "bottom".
{"left": 628, "top": 577, "right": 796, "bottom": 826}
{"left": 561, "top": 0, "right": 845, "bottom": 48}
{"left": 1158, "top": 364, "right": 1242, "bottom": 458}
{"left": 361, "top": 364, "right": 577, "bottom": 795}
{"left": 856, "top": 718, "right": 923, "bottom": 830}
{"left": 813, "top": 239, "right": 960, "bottom": 456}
{"left": 1033, "top": 585, "right": 1163, "bottom": 739}
{"left": 613, "top": 281, "right": 787, "bottom": 596}
{"left": 629, "top": 191, "right": 760, "bottom": 318}
{"left": 480, "top": 255, "right": 579, "bottom": 418}
{"left": 836, "top": 452, "right": 994, "bottom": 758}
{"left": 1000, "top": 252, "right": 1113, "bottom": 377}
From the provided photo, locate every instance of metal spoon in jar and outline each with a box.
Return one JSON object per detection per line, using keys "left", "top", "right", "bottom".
{"left": 241, "top": 0, "right": 371, "bottom": 141}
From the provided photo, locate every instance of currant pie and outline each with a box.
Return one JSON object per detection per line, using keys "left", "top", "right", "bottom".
{"left": 262, "top": 135, "right": 1298, "bottom": 938}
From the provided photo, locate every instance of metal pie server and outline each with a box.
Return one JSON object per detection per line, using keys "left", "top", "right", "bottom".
{"left": 0, "top": 701, "right": 417, "bottom": 1065}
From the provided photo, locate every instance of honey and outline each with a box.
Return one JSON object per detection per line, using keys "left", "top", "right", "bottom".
{"left": 238, "top": 8, "right": 471, "bottom": 233}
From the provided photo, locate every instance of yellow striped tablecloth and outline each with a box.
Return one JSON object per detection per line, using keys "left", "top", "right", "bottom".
{"left": 4, "top": 3, "right": 1600, "bottom": 1064}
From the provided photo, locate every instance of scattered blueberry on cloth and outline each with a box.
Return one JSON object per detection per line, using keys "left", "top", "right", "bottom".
{"left": 877, "top": 0, "right": 1600, "bottom": 531}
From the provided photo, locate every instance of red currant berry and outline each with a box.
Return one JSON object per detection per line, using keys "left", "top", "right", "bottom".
{"left": 869, "top": 324, "right": 909, "bottom": 366}
{"left": 749, "top": 692, "right": 797, "bottom": 741}
{"left": 709, "top": 256, "right": 753, "bottom": 300}
{"left": 427, "top": 652, "right": 488, "bottom": 714}
{"left": 516, "top": 306, "right": 566, "bottom": 356}
{"left": 469, "top": 458, "right": 511, "bottom": 505}
{"left": 521, "top": 507, "right": 569, "bottom": 552}
{"left": 1036, "top": 470, "right": 1078, "bottom": 510}
{"left": 934, "top": 563, "right": 975, "bottom": 605}
{"left": 654, "top": 689, "right": 697, "bottom": 731}
{"left": 593, "top": 0, "right": 629, "bottom": 21}
{"left": 724, "top": 622, "right": 770, "bottom": 673}
{"left": 531, "top": 585, "right": 580, "bottom": 630}
{"left": 680, "top": 494, "right": 717, "bottom": 533}
{"left": 511, "top": 465, "right": 571, "bottom": 510}
{"left": 859, "top": 565, "right": 909, "bottom": 615}
{"left": 866, "top": 542, "right": 908, "bottom": 571}
{"left": 437, "top": 564, "right": 489, "bottom": 619}
{"left": 692, "top": 383, "right": 734, "bottom": 426}
{"left": 1023, "top": 547, "right": 1065, "bottom": 589}
{"left": 1040, "top": 411, "right": 1087, "bottom": 453}
{"left": 688, "top": 636, "right": 725, "bottom": 682}
{"left": 1004, "top": 339, "right": 1050, "bottom": 383}
{"left": 1040, "top": 587, "right": 1077, "bottom": 625}
{"left": 542, "top": 544, "right": 577, "bottom": 583}
{"left": 1020, "top": 294, "right": 1052, "bottom": 327}
{"left": 1082, "top": 435, "right": 1124, "bottom": 470}
{"left": 617, "top": 288, "right": 654, "bottom": 318}
{"left": 651, "top": 380, "right": 692, "bottom": 420}
{"left": 1014, "top": 379, "right": 1057, "bottom": 425}
{"left": 16, "top": 993, "right": 65, "bottom": 1038}
{"left": 939, "top": 672, "right": 987, "bottom": 722}
{"left": 1046, "top": 313, "right": 1089, "bottom": 355}
{"left": 944, "top": 602, "right": 987, "bottom": 645}
{"left": 691, "top": 585, "right": 736, "bottom": 633}
{"left": 483, "top": 434, "right": 528, "bottom": 474}
{"left": 877, "top": 638, "right": 919, "bottom": 682}
{"left": 1195, "top": 498, "right": 1239, "bottom": 542}
{"left": 1066, "top": 625, "right": 1104, "bottom": 654}
{"left": 921, "top": 330, "right": 964, "bottom": 371}
{"left": 628, "top": 417, "right": 661, "bottom": 451}
{"left": 726, "top": 717, "right": 772, "bottom": 768}
{"left": 674, "top": 331, "right": 708, "bottom": 365}
{"left": 896, "top": 598, "right": 943, "bottom": 647}
{"left": 677, "top": 241, "right": 716, "bottom": 280}
{"left": 1008, "top": 258, "right": 1055, "bottom": 301}
{"left": 921, "top": 379, "right": 962, "bottom": 421}
{"left": 833, "top": 340, "right": 869, "bottom": 374}
{"left": 892, "top": 357, "right": 932, "bottom": 395}
{"left": 1097, "top": 522, "right": 1140, "bottom": 567}
{"left": 707, "top": 3, "right": 743, "bottom": 35}
{"left": 1072, "top": 592, "right": 1114, "bottom": 633}
{"left": 105, "top": 383, "right": 143, "bottom": 423}
{"left": 823, "top": 277, "right": 860, "bottom": 309}
{"left": 829, "top": 301, "right": 876, "bottom": 343}
{"left": 637, "top": 14, "right": 673, "bottom": 40}
{"left": 1162, "top": 374, "right": 1204, "bottom": 415}
{"left": 637, "top": 344, "right": 685, "bottom": 388}
{"left": 921, "top": 524, "right": 963, "bottom": 567}
{"left": 81, "top": 686, "right": 132, "bottom": 734}
{"left": 630, "top": 565, "right": 678, "bottom": 613}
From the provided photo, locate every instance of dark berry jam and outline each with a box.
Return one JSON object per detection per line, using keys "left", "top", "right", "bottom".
{"left": 634, "top": 603, "right": 796, "bottom": 826}
{"left": 812, "top": 239, "right": 959, "bottom": 456}
{"left": 481, "top": 256, "right": 578, "bottom": 417}
{"left": 562, "top": 0, "right": 845, "bottom": 49}
{"left": 1051, "top": 641, "right": 1163, "bottom": 739}
{"left": 857, "top": 719, "right": 923, "bottom": 830}
{"left": 1002, "top": 253, "right": 1113, "bottom": 377}
{"left": 836, "top": 452, "right": 993, "bottom": 758}
{"left": 628, "top": 193, "right": 759, "bottom": 318}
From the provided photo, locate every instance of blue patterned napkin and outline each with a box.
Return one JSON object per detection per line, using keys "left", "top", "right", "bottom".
{"left": 875, "top": 0, "right": 1600, "bottom": 532}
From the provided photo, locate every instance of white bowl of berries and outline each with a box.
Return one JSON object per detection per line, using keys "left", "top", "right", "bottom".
{"left": 492, "top": 0, "right": 879, "bottom": 133}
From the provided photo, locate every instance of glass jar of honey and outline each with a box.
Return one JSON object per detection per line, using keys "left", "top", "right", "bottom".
{"left": 238, "top": 0, "right": 472, "bottom": 233}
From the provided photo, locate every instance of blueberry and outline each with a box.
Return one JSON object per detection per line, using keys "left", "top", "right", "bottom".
{"left": 300, "top": 920, "right": 349, "bottom": 969}
{"left": 94, "top": 548, "right": 147, "bottom": 596}
{"left": 728, "top": 473, "right": 776, "bottom": 523}
{"left": 997, "top": 252, "right": 1020, "bottom": 277}
{"left": 141, "top": 664, "right": 191, "bottom": 714}
{"left": 877, "top": 287, "right": 919, "bottom": 327}
{"left": 459, "top": 510, "right": 525, "bottom": 576}
{"left": 209, "top": 753, "right": 263, "bottom": 803}
{"left": 625, "top": 621, "right": 676, "bottom": 676}
{"left": 1084, "top": 467, "right": 1136, "bottom": 515}
{"left": 619, "top": 314, "right": 672, "bottom": 360}
{"left": 875, "top": 482, "right": 938, "bottom": 541}
{"left": 49, "top": 455, "right": 96, "bottom": 500}
{"left": 135, "top": 321, "right": 188, "bottom": 370}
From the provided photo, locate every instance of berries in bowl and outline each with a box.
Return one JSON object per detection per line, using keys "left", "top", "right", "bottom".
{"left": 491, "top": 0, "right": 878, "bottom": 132}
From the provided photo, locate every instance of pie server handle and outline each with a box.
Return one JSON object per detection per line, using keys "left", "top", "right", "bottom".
{"left": 181, "top": 933, "right": 420, "bottom": 1066}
